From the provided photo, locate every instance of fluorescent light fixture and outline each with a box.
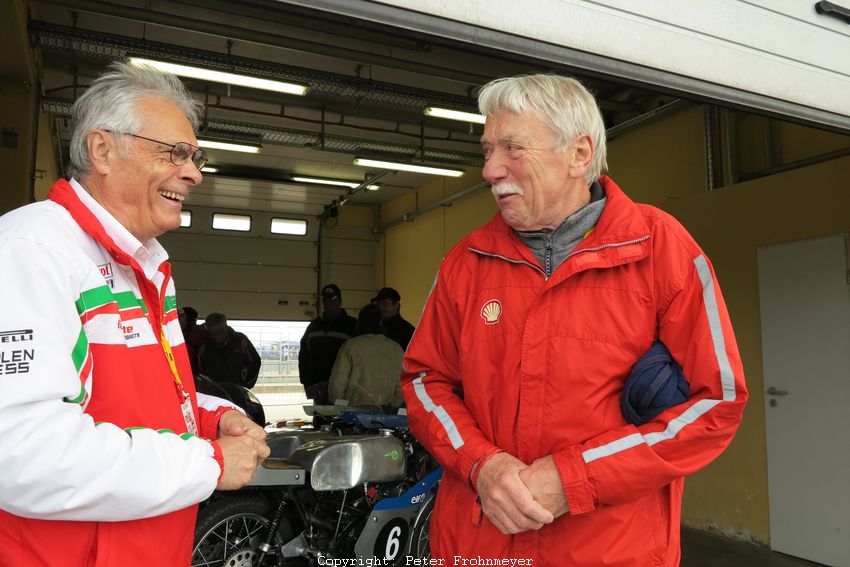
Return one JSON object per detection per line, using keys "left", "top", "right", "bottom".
{"left": 179, "top": 211, "right": 192, "bottom": 228}
{"left": 200, "top": 166, "right": 219, "bottom": 173}
{"left": 271, "top": 217, "right": 308, "bottom": 236}
{"left": 424, "top": 106, "right": 486, "bottom": 124}
{"left": 197, "top": 139, "right": 262, "bottom": 154}
{"left": 291, "top": 176, "right": 380, "bottom": 190}
{"left": 212, "top": 213, "right": 251, "bottom": 232}
{"left": 353, "top": 157, "right": 464, "bottom": 177}
{"left": 128, "top": 57, "right": 309, "bottom": 96}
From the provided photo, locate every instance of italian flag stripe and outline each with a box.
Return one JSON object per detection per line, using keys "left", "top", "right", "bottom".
{"left": 71, "top": 328, "right": 89, "bottom": 372}
{"left": 75, "top": 286, "right": 148, "bottom": 317}
{"left": 74, "top": 286, "right": 113, "bottom": 315}
{"left": 78, "top": 348, "right": 93, "bottom": 383}
{"left": 122, "top": 426, "right": 197, "bottom": 441}
{"left": 164, "top": 295, "right": 178, "bottom": 313}
{"left": 63, "top": 382, "right": 87, "bottom": 404}
{"left": 119, "top": 306, "right": 147, "bottom": 321}
{"left": 80, "top": 302, "right": 120, "bottom": 324}
{"left": 116, "top": 291, "right": 148, "bottom": 314}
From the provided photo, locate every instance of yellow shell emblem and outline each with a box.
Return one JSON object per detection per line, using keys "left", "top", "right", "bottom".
{"left": 480, "top": 300, "right": 502, "bottom": 325}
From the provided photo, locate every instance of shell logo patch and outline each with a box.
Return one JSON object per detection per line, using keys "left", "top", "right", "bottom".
{"left": 480, "top": 299, "right": 502, "bottom": 325}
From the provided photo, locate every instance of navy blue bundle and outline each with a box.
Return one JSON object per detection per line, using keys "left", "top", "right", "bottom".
{"left": 621, "top": 341, "right": 690, "bottom": 426}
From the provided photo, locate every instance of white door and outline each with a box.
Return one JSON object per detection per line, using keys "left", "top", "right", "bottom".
{"left": 758, "top": 234, "right": 850, "bottom": 566}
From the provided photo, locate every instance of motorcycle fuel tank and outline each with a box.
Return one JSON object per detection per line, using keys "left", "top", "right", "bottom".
{"left": 266, "top": 428, "right": 341, "bottom": 459}
{"left": 290, "top": 434, "right": 406, "bottom": 491}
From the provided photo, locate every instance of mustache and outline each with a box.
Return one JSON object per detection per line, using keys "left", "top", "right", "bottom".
{"left": 491, "top": 183, "right": 524, "bottom": 197}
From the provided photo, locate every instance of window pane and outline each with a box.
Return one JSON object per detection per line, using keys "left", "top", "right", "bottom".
{"left": 270, "top": 217, "right": 307, "bottom": 236}
{"left": 212, "top": 213, "right": 251, "bottom": 232}
{"left": 179, "top": 210, "right": 192, "bottom": 227}
{"left": 228, "top": 320, "right": 311, "bottom": 423}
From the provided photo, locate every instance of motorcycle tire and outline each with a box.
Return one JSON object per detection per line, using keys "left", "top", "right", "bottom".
{"left": 192, "top": 495, "right": 296, "bottom": 567}
{"left": 409, "top": 495, "right": 434, "bottom": 561}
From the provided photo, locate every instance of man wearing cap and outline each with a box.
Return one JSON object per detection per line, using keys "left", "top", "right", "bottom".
{"left": 372, "top": 287, "right": 416, "bottom": 350}
{"left": 298, "top": 283, "right": 357, "bottom": 405}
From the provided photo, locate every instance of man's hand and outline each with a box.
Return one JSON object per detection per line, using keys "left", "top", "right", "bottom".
{"left": 518, "top": 456, "right": 569, "bottom": 519}
{"left": 218, "top": 411, "right": 270, "bottom": 467}
{"left": 215, "top": 435, "right": 270, "bottom": 490}
{"left": 476, "top": 452, "right": 554, "bottom": 534}
{"left": 218, "top": 410, "right": 267, "bottom": 444}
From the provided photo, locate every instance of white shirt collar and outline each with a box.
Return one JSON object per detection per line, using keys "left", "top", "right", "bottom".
{"left": 69, "top": 178, "right": 169, "bottom": 277}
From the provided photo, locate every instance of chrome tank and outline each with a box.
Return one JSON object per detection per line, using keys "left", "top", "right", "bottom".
{"left": 266, "top": 428, "right": 340, "bottom": 459}
{"left": 289, "top": 433, "right": 406, "bottom": 491}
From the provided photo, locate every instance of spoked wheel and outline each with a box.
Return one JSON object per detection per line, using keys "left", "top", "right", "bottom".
{"left": 409, "top": 495, "right": 434, "bottom": 561}
{"left": 192, "top": 495, "right": 294, "bottom": 567}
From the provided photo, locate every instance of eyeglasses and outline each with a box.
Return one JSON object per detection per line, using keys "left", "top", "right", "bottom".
{"left": 106, "top": 130, "right": 208, "bottom": 170}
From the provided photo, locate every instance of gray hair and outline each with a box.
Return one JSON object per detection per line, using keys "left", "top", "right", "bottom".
{"left": 477, "top": 74, "right": 608, "bottom": 184}
{"left": 68, "top": 61, "right": 202, "bottom": 179}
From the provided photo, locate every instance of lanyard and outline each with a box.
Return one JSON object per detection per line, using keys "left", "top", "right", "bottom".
{"left": 138, "top": 262, "right": 190, "bottom": 403}
{"left": 160, "top": 328, "right": 189, "bottom": 400}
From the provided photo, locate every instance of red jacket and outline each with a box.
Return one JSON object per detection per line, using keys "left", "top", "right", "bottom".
{"left": 401, "top": 176, "right": 747, "bottom": 566}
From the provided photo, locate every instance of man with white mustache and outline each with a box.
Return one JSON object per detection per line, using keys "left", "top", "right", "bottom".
{"left": 401, "top": 74, "right": 748, "bottom": 566}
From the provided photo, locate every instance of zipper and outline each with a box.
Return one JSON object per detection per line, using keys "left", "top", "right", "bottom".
{"left": 467, "top": 246, "right": 545, "bottom": 275}
{"left": 544, "top": 233, "right": 554, "bottom": 278}
{"left": 470, "top": 234, "right": 650, "bottom": 280}
{"left": 558, "top": 234, "right": 651, "bottom": 267}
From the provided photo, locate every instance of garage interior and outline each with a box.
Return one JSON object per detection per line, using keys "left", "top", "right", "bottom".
{"left": 2, "top": 0, "right": 850, "bottom": 565}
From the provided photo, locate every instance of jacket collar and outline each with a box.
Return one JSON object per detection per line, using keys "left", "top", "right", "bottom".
{"left": 47, "top": 178, "right": 172, "bottom": 331}
{"left": 466, "top": 176, "right": 651, "bottom": 280}
{"left": 50, "top": 178, "right": 169, "bottom": 279}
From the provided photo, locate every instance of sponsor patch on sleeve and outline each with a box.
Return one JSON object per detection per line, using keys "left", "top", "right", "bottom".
{"left": 0, "top": 329, "right": 35, "bottom": 375}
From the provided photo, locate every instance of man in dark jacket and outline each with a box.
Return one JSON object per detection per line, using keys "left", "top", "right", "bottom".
{"left": 299, "top": 283, "right": 357, "bottom": 404}
{"left": 372, "top": 287, "right": 415, "bottom": 350}
{"left": 178, "top": 306, "right": 207, "bottom": 376}
{"left": 199, "top": 312, "right": 261, "bottom": 389}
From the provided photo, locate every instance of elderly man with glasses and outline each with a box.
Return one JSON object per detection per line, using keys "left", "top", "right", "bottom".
{"left": 0, "top": 62, "right": 269, "bottom": 566}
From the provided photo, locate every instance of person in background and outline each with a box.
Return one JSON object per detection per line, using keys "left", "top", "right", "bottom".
{"left": 329, "top": 303, "right": 404, "bottom": 410}
{"left": 0, "top": 62, "right": 268, "bottom": 567}
{"left": 401, "top": 74, "right": 747, "bottom": 566}
{"left": 178, "top": 305, "right": 206, "bottom": 375}
{"left": 371, "top": 286, "right": 415, "bottom": 350}
{"left": 298, "top": 283, "right": 357, "bottom": 405}
{"left": 198, "top": 312, "right": 261, "bottom": 389}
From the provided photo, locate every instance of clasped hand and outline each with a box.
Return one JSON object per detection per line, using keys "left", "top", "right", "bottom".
{"left": 476, "top": 453, "right": 568, "bottom": 535}
{"left": 215, "top": 410, "right": 271, "bottom": 490}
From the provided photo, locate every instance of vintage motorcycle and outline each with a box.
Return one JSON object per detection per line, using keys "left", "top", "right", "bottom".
{"left": 191, "top": 410, "right": 441, "bottom": 567}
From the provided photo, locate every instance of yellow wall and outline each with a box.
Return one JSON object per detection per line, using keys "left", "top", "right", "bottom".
{"left": 376, "top": 171, "right": 493, "bottom": 320}
{"left": 379, "top": 103, "right": 850, "bottom": 544}
{"left": 668, "top": 156, "right": 850, "bottom": 542}
{"left": 337, "top": 202, "right": 375, "bottom": 228}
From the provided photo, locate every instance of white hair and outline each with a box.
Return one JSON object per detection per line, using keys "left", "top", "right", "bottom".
{"left": 68, "top": 61, "right": 202, "bottom": 178}
{"left": 478, "top": 74, "right": 608, "bottom": 184}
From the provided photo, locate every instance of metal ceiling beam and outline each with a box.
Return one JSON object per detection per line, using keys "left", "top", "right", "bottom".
{"left": 31, "top": 21, "right": 480, "bottom": 112}
{"left": 31, "top": 0, "right": 492, "bottom": 87}
{"left": 42, "top": 97, "right": 483, "bottom": 166}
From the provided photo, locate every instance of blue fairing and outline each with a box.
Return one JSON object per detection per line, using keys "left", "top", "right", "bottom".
{"left": 373, "top": 468, "right": 443, "bottom": 511}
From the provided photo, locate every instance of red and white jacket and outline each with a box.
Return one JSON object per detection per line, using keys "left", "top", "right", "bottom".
{"left": 401, "top": 176, "right": 748, "bottom": 566}
{"left": 0, "top": 179, "right": 235, "bottom": 567}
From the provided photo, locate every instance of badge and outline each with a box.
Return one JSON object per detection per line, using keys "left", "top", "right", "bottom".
{"left": 181, "top": 398, "right": 198, "bottom": 435}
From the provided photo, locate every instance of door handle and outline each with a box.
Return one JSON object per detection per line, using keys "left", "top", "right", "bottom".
{"left": 767, "top": 386, "right": 789, "bottom": 396}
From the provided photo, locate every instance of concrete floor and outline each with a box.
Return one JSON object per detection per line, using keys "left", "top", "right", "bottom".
{"left": 681, "top": 527, "right": 825, "bottom": 567}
